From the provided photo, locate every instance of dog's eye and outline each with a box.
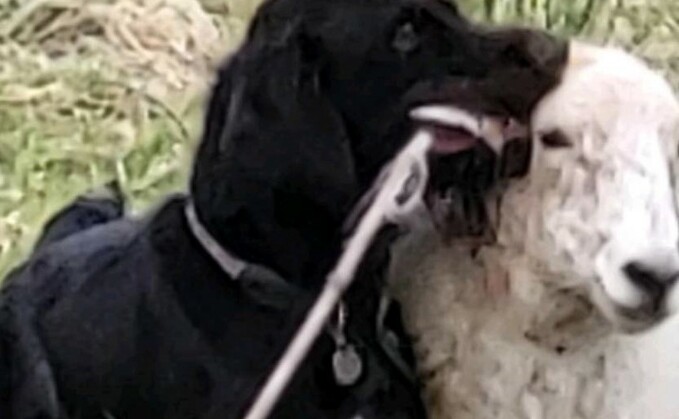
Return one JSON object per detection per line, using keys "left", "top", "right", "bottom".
{"left": 539, "top": 130, "right": 572, "bottom": 149}
{"left": 392, "top": 22, "right": 420, "bottom": 54}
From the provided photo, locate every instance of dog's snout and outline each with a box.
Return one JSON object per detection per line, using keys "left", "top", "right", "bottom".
{"left": 522, "top": 30, "right": 568, "bottom": 70}
{"left": 623, "top": 261, "right": 678, "bottom": 313}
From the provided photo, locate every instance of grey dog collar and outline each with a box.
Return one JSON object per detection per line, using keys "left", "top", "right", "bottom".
{"left": 184, "top": 201, "right": 304, "bottom": 308}
{"left": 185, "top": 202, "right": 248, "bottom": 279}
{"left": 185, "top": 200, "right": 416, "bottom": 385}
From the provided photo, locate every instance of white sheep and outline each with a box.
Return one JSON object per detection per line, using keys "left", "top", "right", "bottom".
{"left": 391, "top": 41, "right": 679, "bottom": 419}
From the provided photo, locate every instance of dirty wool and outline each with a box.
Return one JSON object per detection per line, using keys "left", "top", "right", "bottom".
{"left": 393, "top": 42, "right": 679, "bottom": 419}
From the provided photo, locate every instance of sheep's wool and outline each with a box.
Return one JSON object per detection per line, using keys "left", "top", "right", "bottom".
{"left": 392, "top": 42, "right": 679, "bottom": 419}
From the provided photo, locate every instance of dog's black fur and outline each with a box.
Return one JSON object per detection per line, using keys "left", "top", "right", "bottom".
{"left": 30, "top": 182, "right": 125, "bottom": 252}
{"left": 0, "top": 0, "right": 567, "bottom": 418}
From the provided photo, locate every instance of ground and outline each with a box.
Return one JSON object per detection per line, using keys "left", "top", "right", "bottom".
{"left": 0, "top": 0, "right": 678, "bottom": 279}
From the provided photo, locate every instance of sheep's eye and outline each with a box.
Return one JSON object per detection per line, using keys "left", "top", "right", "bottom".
{"left": 392, "top": 22, "right": 420, "bottom": 54}
{"left": 540, "top": 130, "right": 572, "bottom": 148}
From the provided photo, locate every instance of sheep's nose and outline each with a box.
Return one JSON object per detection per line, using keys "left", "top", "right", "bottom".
{"left": 623, "top": 262, "right": 678, "bottom": 313}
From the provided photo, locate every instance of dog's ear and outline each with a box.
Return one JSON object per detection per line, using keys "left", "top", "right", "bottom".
{"left": 191, "top": 16, "right": 360, "bottom": 282}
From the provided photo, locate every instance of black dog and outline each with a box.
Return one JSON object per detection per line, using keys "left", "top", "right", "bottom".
{"left": 0, "top": 0, "right": 567, "bottom": 417}
{"left": 30, "top": 182, "right": 125, "bottom": 252}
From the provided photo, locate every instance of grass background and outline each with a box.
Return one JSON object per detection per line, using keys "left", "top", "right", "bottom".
{"left": 0, "top": 0, "right": 678, "bottom": 279}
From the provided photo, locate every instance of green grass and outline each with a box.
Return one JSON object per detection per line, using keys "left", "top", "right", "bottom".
{"left": 0, "top": 40, "right": 202, "bottom": 277}
{"left": 0, "top": 0, "right": 258, "bottom": 278}
{"left": 1, "top": 0, "right": 679, "bottom": 279}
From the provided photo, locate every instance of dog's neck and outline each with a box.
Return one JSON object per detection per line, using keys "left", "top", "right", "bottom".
{"left": 192, "top": 201, "right": 344, "bottom": 290}
{"left": 178, "top": 195, "right": 397, "bottom": 363}
{"left": 190, "top": 173, "right": 398, "bottom": 300}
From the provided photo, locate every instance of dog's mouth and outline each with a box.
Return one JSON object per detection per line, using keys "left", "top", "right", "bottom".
{"left": 409, "top": 104, "right": 531, "bottom": 242}
{"left": 410, "top": 105, "right": 528, "bottom": 155}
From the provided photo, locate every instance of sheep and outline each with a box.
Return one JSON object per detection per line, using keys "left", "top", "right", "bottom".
{"left": 391, "top": 41, "right": 679, "bottom": 419}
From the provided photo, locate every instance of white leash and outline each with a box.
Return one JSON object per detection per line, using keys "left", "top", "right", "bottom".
{"left": 243, "top": 130, "right": 434, "bottom": 419}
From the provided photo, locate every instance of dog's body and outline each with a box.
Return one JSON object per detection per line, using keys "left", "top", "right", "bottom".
{"left": 3, "top": 196, "right": 409, "bottom": 419}
{"left": 0, "top": 0, "right": 567, "bottom": 417}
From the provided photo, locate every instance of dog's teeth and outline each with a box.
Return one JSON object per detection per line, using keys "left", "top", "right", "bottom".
{"left": 409, "top": 105, "right": 480, "bottom": 136}
{"left": 479, "top": 117, "right": 529, "bottom": 153}
{"left": 478, "top": 117, "right": 505, "bottom": 154}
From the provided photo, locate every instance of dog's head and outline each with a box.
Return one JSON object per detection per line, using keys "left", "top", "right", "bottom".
{"left": 190, "top": 0, "right": 567, "bottom": 287}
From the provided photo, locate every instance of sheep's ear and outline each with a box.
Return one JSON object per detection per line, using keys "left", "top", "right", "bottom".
{"left": 567, "top": 41, "right": 600, "bottom": 71}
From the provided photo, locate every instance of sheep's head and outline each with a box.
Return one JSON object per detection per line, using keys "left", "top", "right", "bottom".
{"left": 523, "top": 42, "right": 679, "bottom": 333}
